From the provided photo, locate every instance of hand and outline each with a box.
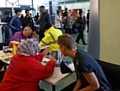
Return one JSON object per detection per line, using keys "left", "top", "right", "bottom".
{"left": 42, "top": 48, "right": 49, "bottom": 56}
{"left": 50, "top": 55, "right": 56, "bottom": 62}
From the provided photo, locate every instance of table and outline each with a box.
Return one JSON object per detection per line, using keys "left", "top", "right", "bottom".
{"left": 43, "top": 67, "right": 74, "bottom": 91}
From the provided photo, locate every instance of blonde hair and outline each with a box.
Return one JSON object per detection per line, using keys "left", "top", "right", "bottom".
{"left": 58, "top": 34, "right": 76, "bottom": 50}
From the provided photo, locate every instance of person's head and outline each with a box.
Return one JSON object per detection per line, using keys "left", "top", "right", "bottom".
{"left": 57, "top": 10, "right": 61, "bottom": 16}
{"left": 22, "top": 26, "right": 32, "bottom": 37}
{"left": 25, "top": 9, "right": 30, "bottom": 16}
{"left": 79, "top": 10, "right": 84, "bottom": 17}
{"left": 40, "top": 6, "right": 45, "bottom": 13}
{"left": 37, "top": 12, "right": 39, "bottom": 15}
{"left": 88, "top": 10, "right": 90, "bottom": 13}
{"left": 44, "top": 24, "right": 52, "bottom": 31}
{"left": 58, "top": 34, "right": 77, "bottom": 56}
{"left": 21, "top": 14, "right": 24, "bottom": 18}
{"left": 15, "top": 9, "right": 21, "bottom": 16}
{"left": 65, "top": 8, "right": 68, "bottom": 12}
{"left": 17, "top": 38, "right": 39, "bottom": 56}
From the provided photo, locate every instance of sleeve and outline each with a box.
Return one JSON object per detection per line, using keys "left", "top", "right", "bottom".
{"left": 40, "top": 33, "right": 51, "bottom": 46}
{"left": 8, "top": 33, "right": 20, "bottom": 47}
{"left": 35, "top": 53, "right": 44, "bottom": 62}
{"left": 30, "top": 60, "right": 55, "bottom": 81}
{"left": 79, "top": 63, "right": 93, "bottom": 73}
{"left": 9, "top": 17, "right": 17, "bottom": 30}
{"left": 47, "top": 13, "right": 52, "bottom": 25}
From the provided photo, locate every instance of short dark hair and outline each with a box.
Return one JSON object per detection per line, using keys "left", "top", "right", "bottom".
{"left": 57, "top": 10, "right": 61, "bottom": 14}
{"left": 40, "top": 6, "right": 45, "bottom": 9}
{"left": 65, "top": 8, "right": 68, "bottom": 11}
{"left": 15, "top": 9, "right": 21, "bottom": 14}
{"left": 25, "top": 9, "right": 29, "bottom": 13}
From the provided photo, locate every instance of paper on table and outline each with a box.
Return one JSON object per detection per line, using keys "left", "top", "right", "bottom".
{"left": 50, "top": 67, "right": 59, "bottom": 78}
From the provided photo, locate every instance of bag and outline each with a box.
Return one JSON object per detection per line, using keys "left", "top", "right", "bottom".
{"left": 72, "top": 28, "right": 79, "bottom": 34}
{"left": 60, "top": 60, "right": 74, "bottom": 74}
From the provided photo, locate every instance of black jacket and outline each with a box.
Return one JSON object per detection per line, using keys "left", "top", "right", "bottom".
{"left": 76, "top": 16, "right": 86, "bottom": 30}
{"left": 21, "top": 16, "right": 35, "bottom": 31}
{"left": 39, "top": 11, "right": 52, "bottom": 31}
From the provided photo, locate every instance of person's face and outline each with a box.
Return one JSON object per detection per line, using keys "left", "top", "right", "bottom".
{"left": 59, "top": 45, "right": 68, "bottom": 56}
{"left": 40, "top": 8, "right": 44, "bottom": 13}
{"left": 23, "top": 29, "right": 32, "bottom": 37}
{"left": 26, "top": 11, "right": 30, "bottom": 16}
{"left": 17, "top": 12, "right": 21, "bottom": 16}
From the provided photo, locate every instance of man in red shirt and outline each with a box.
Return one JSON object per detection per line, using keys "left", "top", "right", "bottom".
{"left": 0, "top": 39, "right": 56, "bottom": 91}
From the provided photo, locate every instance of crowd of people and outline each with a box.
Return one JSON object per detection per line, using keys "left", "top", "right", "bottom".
{"left": 0, "top": 5, "right": 113, "bottom": 91}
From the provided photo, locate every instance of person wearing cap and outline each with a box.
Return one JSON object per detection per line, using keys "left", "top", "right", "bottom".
{"left": 40, "top": 24, "right": 62, "bottom": 53}
{"left": 8, "top": 26, "right": 32, "bottom": 47}
{"left": 9, "top": 9, "right": 23, "bottom": 35}
{"left": 0, "top": 39, "right": 56, "bottom": 91}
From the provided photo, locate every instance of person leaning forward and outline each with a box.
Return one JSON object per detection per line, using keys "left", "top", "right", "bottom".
{"left": 40, "top": 24, "right": 62, "bottom": 53}
{"left": 0, "top": 39, "right": 56, "bottom": 91}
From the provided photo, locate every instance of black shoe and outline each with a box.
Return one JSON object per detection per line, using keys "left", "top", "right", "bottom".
{"left": 83, "top": 43, "right": 87, "bottom": 45}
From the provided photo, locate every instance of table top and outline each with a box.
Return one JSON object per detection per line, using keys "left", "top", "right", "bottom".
{"left": 0, "top": 22, "right": 7, "bottom": 25}
{"left": 43, "top": 67, "right": 73, "bottom": 85}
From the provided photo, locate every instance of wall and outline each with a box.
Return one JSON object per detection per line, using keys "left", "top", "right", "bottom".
{"left": 100, "top": 0, "right": 120, "bottom": 64}
{"left": 88, "top": 0, "right": 100, "bottom": 59}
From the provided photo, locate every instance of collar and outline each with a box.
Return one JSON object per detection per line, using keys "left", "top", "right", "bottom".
{"left": 44, "top": 26, "right": 54, "bottom": 34}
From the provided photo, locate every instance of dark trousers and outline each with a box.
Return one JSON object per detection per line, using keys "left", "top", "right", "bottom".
{"left": 39, "top": 31, "right": 45, "bottom": 41}
{"left": 76, "top": 29, "right": 86, "bottom": 44}
{"left": 87, "top": 22, "right": 89, "bottom": 32}
{"left": 65, "top": 28, "right": 72, "bottom": 34}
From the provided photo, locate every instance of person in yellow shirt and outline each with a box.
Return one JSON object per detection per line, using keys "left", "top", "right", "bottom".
{"left": 40, "top": 24, "right": 62, "bottom": 53}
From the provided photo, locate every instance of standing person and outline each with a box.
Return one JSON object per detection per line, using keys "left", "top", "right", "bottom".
{"left": 9, "top": 9, "right": 23, "bottom": 35}
{"left": 58, "top": 34, "right": 112, "bottom": 91}
{"left": 39, "top": 6, "right": 52, "bottom": 41}
{"left": 87, "top": 10, "right": 90, "bottom": 33}
{"left": 63, "top": 8, "right": 68, "bottom": 18}
{"left": 34, "top": 12, "right": 39, "bottom": 22}
{"left": 63, "top": 12, "right": 74, "bottom": 34}
{"left": 21, "top": 9, "right": 35, "bottom": 31}
{"left": 0, "top": 39, "right": 56, "bottom": 91}
{"left": 76, "top": 10, "right": 87, "bottom": 45}
{"left": 55, "top": 10, "right": 62, "bottom": 31}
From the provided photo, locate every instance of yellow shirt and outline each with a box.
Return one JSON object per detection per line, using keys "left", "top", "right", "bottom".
{"left": 40, "top": 26, "right": 62, "bottom": 53}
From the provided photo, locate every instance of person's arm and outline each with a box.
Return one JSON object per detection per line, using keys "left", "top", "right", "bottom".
{"left": 55, "top": 16, "right": 60, "bottom": 21}
{"left": 30, "top": 56, "right": 56, "bottom": 80}
{"left": 79, "top": 72, "right": 100, "bottom": 91}
{"left": 8, "top": 32, "right": 20, "bottom": 47}
{"left": 9, "top": 17, "right": 17, "bottom": 30}
{"left": 35, "top": 48, "right": 49, "bottom": 62}
{"left": 46, "top": 13, "right": 52, "bottom": 25}
{"left": 40, "top": 33, "right": 51, "bottom": 46}
{"left": 73, "top": 79, "right": 82, "bottom": 91}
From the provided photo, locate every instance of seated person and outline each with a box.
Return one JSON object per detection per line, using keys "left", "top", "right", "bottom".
{"left": 0, "top": 39, "right": 56, "bottom": 91}
{"left": 40, "top": 24, "right": 62, "bottom": 53}
{"left": 58, "top": 34, "right": 112, "bottom": 91}
{"left": 9, "top": 26, "right": 32, "bottom": 47}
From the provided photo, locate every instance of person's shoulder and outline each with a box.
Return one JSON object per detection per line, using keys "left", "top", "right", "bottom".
{"left": 14, "top": 32, "right": 21, "bottom": 36}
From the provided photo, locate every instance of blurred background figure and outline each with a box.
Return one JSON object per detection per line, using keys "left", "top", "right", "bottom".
{"left": 55, "top": 10, "right": 63, "bottom": 31}
{"left": 87, "top": 10, "right": 90, "bottom": 33}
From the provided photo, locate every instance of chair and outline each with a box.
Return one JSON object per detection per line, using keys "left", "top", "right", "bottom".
{"left": 96, "top": 59, "right": 120, "bottom": 91}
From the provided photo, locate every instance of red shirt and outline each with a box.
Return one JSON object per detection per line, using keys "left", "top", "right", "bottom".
{"left": 0, "top": 53, "right": 55, "bottom": 91}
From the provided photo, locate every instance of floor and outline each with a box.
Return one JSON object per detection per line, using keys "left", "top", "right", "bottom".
{"left": 40, "top": 29, "right": 89, "bottom": 91}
